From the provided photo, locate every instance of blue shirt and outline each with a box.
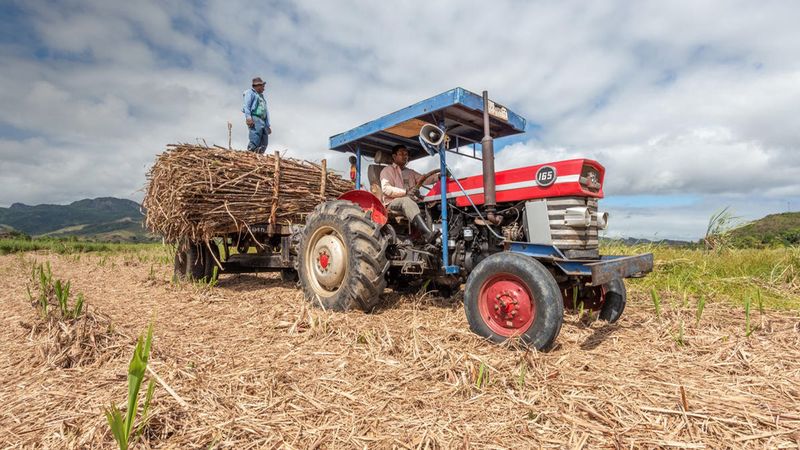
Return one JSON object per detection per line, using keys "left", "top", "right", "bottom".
{"left": 242, "top": 88, "right": 270, "bottom": 127}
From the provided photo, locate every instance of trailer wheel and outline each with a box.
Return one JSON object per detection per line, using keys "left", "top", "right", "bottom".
{"left": 464, "top": 252, "right": 564, "bottom": 351}
{"left": 298, "top": 200, "right": 388, "bottom": 311}
{"left": 598, "top": 278, "right": 626, "bottom": 323}
{"left": 184, "top": 242, "right": 207, "bottom": 281}
{"left": 173, "top": 246, "right": 187, "bottom": 281}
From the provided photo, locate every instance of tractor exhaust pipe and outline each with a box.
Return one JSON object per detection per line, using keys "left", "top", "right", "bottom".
{"left": 481, "top": 90, "right": 501, "bottom": 225}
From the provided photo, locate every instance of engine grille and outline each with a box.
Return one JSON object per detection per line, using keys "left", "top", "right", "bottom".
{"left": 546, "top": 196, "right": 599, "bottom": 251}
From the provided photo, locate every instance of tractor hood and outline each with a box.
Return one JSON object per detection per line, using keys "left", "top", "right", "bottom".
{"left": 424, "top": 158, "right": 605, "bottom": 207}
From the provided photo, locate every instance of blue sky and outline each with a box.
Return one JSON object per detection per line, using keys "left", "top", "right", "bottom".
{"left": 0, "top": 0, "right": 798, "bottom": 240}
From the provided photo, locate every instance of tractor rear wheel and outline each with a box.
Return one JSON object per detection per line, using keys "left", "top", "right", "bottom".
{"left": 464, "top": 252, "right": 564, "bottom": 351}
{"left": 298, "top": 200, "right": 388, "bottom": 311}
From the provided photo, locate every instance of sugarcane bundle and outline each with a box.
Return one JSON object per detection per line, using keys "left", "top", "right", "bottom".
{"left": 143, "top": 143, "right": 353, "bottom": 243}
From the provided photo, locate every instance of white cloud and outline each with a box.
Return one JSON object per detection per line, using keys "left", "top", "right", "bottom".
{"left": 0, "top": 0, "right": 798, "bottom": 239}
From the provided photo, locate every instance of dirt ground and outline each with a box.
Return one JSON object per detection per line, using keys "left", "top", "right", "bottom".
{"left": 1, "top": 252, "right": 799, "bottom": 449}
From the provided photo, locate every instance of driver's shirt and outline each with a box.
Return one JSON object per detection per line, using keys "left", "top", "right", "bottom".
{"left": 379, "top": 163, "right": 424, "bottom": 203}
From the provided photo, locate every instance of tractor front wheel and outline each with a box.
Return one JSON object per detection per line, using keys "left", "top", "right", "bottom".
{"left": 464, "top": 253, "right": 564, "bottom": 351}
{"left": 298, "top": 201, "right": 388, "bottom": 311}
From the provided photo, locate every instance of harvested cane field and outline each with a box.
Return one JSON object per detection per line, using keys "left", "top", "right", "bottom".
{"left": 1, "top": 245, "right": 799, "bottom": 449}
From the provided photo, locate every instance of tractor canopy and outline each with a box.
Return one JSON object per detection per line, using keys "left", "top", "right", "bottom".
{"left": 329, "top": 87, "right": 526, "bottom": 161}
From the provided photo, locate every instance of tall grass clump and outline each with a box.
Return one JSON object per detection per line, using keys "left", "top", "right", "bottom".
{"left": 105, "top": 322, "right": 156, "bottom": 450}
{"left": 704, "top": 207, "right": 743, "bottom": 252}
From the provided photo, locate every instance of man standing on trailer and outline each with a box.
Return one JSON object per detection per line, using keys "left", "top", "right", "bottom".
{"left": 242, "top": 77, "right": 271, "bottom": 154}
{"left": 380, "top": 144, "right": 440, "bottom": 243}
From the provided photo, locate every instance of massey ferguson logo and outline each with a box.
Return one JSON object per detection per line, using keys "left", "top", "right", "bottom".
{"left": 535, "top": 166, "right": 557, "bottom": 187}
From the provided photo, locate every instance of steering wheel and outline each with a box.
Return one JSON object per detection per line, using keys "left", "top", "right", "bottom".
{"left": 409, "top": 169, "right": 441, "bottom": 201}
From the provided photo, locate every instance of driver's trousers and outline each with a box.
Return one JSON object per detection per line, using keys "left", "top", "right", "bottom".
{"left": 386, "top": 196, "right": 421, "bottom": 220}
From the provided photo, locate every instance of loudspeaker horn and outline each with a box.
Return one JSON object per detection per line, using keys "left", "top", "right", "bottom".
{"left": 419, "top": 124, "right": 445, "bottom": 147}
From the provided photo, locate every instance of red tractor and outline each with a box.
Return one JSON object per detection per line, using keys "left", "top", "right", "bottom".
{"left": 295, "top": 87, "right": 652, "bottom": 350}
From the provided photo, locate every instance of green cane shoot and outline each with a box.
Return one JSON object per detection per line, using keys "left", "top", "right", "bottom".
{"left": 105, "top": 321, "right": 156, "bottom": 450}
{"left": 651, "top": 287, "right": 662, "bottom": 319}
{"left": 744, "top": 295, "right": 753, "bottom": 337}
{"left": 695, "top": 295, "right": 706, "bottom": 326}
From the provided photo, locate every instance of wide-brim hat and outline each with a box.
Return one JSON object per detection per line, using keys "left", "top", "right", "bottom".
{"left": 252, "top": 77, "right": 266, "bottom": 86}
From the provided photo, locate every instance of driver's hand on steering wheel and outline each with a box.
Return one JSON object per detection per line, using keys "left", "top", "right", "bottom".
{"left": 407, "top": 187, "right": 421, "bottom": 199}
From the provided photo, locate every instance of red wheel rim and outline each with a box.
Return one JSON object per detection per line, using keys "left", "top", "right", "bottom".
{"left": 477, "top": 273, "right": 535, "bottom": 337}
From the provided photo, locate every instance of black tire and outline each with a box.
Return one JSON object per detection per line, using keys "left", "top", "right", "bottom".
{"left": 464, "top": 252, "right": 564, "bottom": 351}
{"left": 185, "top": 242, "right": 207, "bottom": 281}
{"left": 598, "top": 278, "right": 626, "bottom": 323}
{"left": 298, "top": 200, "right": 388, "bottom": 311}
{"left": 173, "top": 246, "right": 187, "bottom": 281}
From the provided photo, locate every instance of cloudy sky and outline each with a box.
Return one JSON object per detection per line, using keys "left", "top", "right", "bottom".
{"left": 1, "top": 0, "right": 798, "bottom": 240}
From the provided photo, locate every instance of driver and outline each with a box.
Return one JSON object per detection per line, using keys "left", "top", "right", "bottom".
{"left": 380, "top": 144, "right": 440, "bottom": 243}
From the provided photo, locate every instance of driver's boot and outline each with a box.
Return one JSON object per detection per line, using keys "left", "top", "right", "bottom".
{"left": 411, "top": 214, "right": 440, "bottom": 244}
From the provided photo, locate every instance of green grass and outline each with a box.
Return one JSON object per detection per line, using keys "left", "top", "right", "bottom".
{"left": 603, "top": 243, "right": 800, "bottom": 310}
{"left": 0, "top": 238, "right": 162, "bottom": 255}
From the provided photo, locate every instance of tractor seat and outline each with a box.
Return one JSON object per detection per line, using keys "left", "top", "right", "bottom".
{"left": 367, "top": 151, "right": 410, "bottom": 229}
{"left": 367, "top": 150, "right": 393, "bottom": 201}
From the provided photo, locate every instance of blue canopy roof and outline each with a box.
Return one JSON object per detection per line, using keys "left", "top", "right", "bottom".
{"left": 329, "top": 87, "right": 527, "bottom": 161}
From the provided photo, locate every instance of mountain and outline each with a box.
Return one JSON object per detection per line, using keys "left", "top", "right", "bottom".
{"left": 0, "top": 197, "right": 157, "bottom": 242}
{"left": 729, "top": 212, "right": 800, "bottom": 247}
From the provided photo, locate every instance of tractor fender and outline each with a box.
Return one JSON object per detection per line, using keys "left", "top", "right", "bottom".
{"left": 337, "top": 190, "right": 388, "bottom": 225}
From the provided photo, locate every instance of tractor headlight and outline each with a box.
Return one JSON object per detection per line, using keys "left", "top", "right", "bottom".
{"left": 596, "top": 211, "right": 609, "bottom": 229}
{"left": 580, "top": 165, "right": 602, "bottom": 192}
{"left": 564, "top": 207, "right": 591, "bottom": 227}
